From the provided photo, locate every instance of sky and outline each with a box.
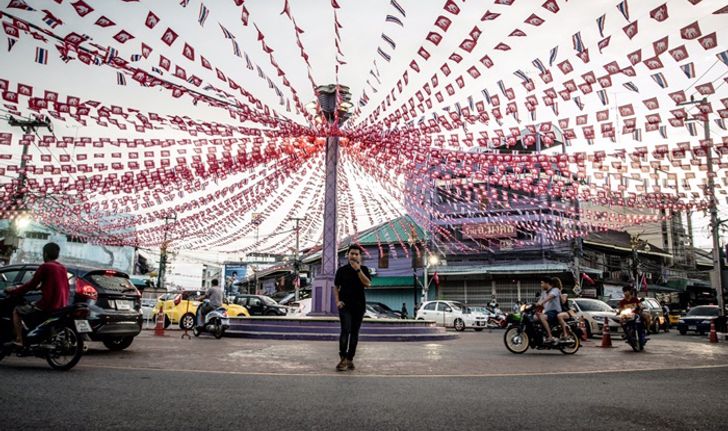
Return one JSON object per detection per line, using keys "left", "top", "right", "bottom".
{"left": 0, "top": 0, "right": 726, "bottom": 262}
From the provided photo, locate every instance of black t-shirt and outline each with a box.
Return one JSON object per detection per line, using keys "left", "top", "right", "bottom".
{"left": 334, "top": 264, "right": 370, "bottom": 311}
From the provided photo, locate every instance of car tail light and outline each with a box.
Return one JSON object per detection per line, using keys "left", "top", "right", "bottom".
{"left": 76, "top": 279, "right": 98, "bottom": 301}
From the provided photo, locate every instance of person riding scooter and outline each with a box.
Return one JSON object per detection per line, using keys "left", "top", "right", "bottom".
{"left": 536, "top": 277, "right": 562, "bottom": 344}
{"left": 196, "top": 279, "right": 222, "bottom": 328}
{"left": 4, "top": 242, "right": 70, "bottom": 349}
{"left": 618, "top": 286, "right": 646, "bottom": 347}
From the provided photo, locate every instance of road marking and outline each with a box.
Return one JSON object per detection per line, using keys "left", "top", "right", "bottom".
{"left": 77, "top": 362, "right": 728, "bottom": 379}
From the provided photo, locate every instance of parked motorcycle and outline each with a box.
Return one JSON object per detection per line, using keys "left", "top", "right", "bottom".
{"left": 193, "top": 300, "right": 229, "bottom": 339}
{"left": 0, "top": 296, "right": 90, "bottom": 370}
{"left": 612, "top": 307, "right": 646, "bottom": 352}
{"left": 503, "top": 303, "right": 582, "bottom": 355}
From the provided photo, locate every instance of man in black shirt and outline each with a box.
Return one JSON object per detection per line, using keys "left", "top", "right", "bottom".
{"left": 333, "top": 244, "right": 371, "bottom": 371}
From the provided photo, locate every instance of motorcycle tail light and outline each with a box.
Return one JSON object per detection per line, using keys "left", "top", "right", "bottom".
{"left": 76, "top": 279, "right": 98, "bottom": 301}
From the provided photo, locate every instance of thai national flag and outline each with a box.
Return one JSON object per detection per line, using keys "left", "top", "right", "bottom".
{"left": 716, "top": 50, "right": 728, "bottom": 67}
{"left": 377, "top": 47, "right": 391, "bottom": 62}
{"left": 596, "top": 14, "right": 606, "bottom": 37}
{"left": 104, "top": 47, "right": 118, "bottom": 63}
{"left": 548, "top": 46, "right": 558, "bottom": 66}
{"left": 651, "top": 72, "right": 668, "bottom": 88}
{"left": 385, "top": 15, "right": 404, "bottom": 26}
{"left": 34, "top": 47, "right": 47, "bottom": 64}
{"left": 198, "top": 4, "right": 210, "bottom": 27}
{"left": 180, "top": 0, "right": 190, "bottom": 7}
{"left": 42, "top": 10, "right": 63, "bottom": 29}
{"left": 390, "top": 0, "right": 406, "bottom": 17}
{"left": 381, "top": 33, "right": 396, "bottom": 50}
{"left": 680, "top": 62, "right": 695, "bottom": 78}
{"left": 572, "top": 32, "right": 584, "bottom": 53}
{"left": 532, "top": 58, "right": 546, "bottom": 74}
{"left": 219, "top": 24, "right": 235, "bottom": 39}
{"left": 117, "top": 72, "right": 127, "bottom": 86}
{"left": 617, "top": 0, "right": 629, "bottom": 21}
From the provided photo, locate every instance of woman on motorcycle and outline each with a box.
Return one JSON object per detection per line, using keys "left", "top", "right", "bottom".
{"left": 553, "top": 278, "right": 577, "bottom": 341}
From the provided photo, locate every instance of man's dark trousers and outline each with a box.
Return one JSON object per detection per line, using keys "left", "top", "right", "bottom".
{"left": 339, "top": 308, "right": 364, "bottom": 360}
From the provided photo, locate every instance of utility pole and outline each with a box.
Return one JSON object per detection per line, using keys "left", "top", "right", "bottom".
{"left": 156, "top": 212, "right": 177, "bottom": 291}
{"left": 679, "top": 97, "right": 724, "bottom": 316}
{"left": 291, "top": 217, "right": 305, "bottom": 301}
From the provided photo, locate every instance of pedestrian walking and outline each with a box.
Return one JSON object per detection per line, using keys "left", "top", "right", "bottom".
{"left": 333, "top": 244, "right": 371, "bottom": 371}
{"left": 661, "top": 302, "right": 670, "bottom": 333}
{"left": 401, "top": 302, "right": 408, "bottom": 319}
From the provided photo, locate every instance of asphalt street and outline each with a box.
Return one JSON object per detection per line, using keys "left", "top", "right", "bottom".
{"left": 1, "top": 331, "right": 727, "bottom": 430}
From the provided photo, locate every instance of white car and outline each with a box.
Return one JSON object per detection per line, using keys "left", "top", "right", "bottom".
{"left": 568, "top": 298, "right": 620, "bottom": 337}
{"left": 416, "top": 300, "right": 487, "bottom": 331}
{"left": 287, "top": 298, "right": 312, "bottom": 316}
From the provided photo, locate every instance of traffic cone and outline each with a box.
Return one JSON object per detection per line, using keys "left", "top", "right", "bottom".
{"left": 709, "top": 319, "right": 718, "bottom": 344}
{"left": 600, "top": 316, "right": 613, "bottom": 348}
{"left": 579, "top": 318, "right": 588, "bottom": 341}
{"left": 154, "top": 308, "right": 165, "bottom": 337}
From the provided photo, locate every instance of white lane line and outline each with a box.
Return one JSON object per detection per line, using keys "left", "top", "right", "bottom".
{"left": 77, "top": 362, "right": 728, "bottom": 379}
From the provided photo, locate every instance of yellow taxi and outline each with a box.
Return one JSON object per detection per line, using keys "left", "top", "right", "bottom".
{"left": 152, "top": 290, "right": 249, "bottom": 329}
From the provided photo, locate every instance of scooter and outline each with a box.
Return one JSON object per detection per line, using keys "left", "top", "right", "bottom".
{"left": 193, "top": 300, "right": 229, "bottom": 339}
{"left": 613, "top": 307, "right": 647, "bottom": 352}
{"left": 503, "top": 303, "right": 582, "bottom": 355}
{"left": 0, "top": 296, "right": 91, "bottom": 370}
{"left": 486, "top": 306, "right": 507, "bottom": 328}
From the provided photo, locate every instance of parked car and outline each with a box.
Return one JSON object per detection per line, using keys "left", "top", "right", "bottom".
{"left": 415, "top": 300, "right": 486, "bottom": 331}
{"left": 677, "top": 305, "right": 720, "bottom": 335}
{"left": 153, "top": 290, "right": 250, "bottom": 329}
{"left": 568, "top": 298, "right": 620, "bottom": 338}
{"left": 365, "top": 304, "right": 387, "bottom": 319}
{"left": 234, "top": 294, "right": 288, "bottom": 316}
{"left": 0, "top": 264, "right": 142, "bottom": 351}
{"left": 639, "top": 297, "right": 666, "bottom": 333}
{"left": 140, "top": 297, "right": 157, "bottom": 322}
{"left": 366, "top": 302, "right": 402, "bottom": 319}
{"left": 277, "top": 290, "right": 311, "bottom": 306}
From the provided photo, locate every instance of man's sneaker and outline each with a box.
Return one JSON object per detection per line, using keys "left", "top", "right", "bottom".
{"left": 346, "top": 360, "right": 355, "bottom": 370}
{"left": 336, "top": 358, "right": 348, "bottom": 372}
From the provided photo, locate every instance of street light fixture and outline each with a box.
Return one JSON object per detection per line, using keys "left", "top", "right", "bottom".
{"left": 14, "top": 214, "right": 31, "bottom": 232}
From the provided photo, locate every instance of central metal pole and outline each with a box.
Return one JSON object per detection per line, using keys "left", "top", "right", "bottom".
{"left": 309, "top": 136, "right": 340, "bottom": 315}
{"left": 704, "top": 118, "right": 724, "bottom": 316}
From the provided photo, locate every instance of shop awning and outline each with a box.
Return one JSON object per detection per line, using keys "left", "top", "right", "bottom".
{"left": 370, "top": 276, "right": 417, "bottom": 289}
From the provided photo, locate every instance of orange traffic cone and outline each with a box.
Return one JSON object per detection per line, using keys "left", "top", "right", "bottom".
{"left": 600, "top": 316, "right": 613, "bottom": 348}
{"left": 579, "top": 318, "right": 588, "bottom": 341}
{"left": 154, "top": 308, "right": 165, "bottom": 337}
{"left": 709, "top": 319, "right": 718, "bottom": 344}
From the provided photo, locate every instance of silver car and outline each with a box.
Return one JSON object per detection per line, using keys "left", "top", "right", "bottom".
{"left": 569, "top": 298, "right": 620, "bottom": 338}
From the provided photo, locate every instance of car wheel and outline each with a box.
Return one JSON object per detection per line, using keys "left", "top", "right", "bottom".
{"left": 679, "top": 330, "right": 686, "bottom": 335}
{"left": 454, "top": 318, "right": 465, "bottom": 332}
{"left": 265, "top": 310, "right": 278, "bottom": 316}
{"left": 237, "top": 313, "right": 247, "bottom": 318}
{"left": 164, "top": 315, "right": 171, "bottom": 329}
{"left": 585, "top": 321, "right": 593, "bottom": 339}
{"left": 102, "top": 336, "right": 134, "bottom": 351}
{"left": 474, "top": 328, "right": 484, "bottom": 332}
{"left": 180, "top": 313, "right": 196, "bottom": 330}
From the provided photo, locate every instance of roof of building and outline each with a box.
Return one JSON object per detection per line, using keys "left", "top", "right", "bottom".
{"left": 434, "top": 261, "right": 600, "bottom": 276}
{"left": 584, "top": 230, "right": 671, "bottom": 258}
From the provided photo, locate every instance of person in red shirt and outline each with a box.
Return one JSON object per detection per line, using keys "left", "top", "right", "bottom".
{"left": 5, "top": 242, "right": 69, "bottom": 348}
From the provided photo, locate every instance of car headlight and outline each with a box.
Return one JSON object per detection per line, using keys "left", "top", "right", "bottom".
{"left": 678, "top": 319, "right": 685, "bottom": 324}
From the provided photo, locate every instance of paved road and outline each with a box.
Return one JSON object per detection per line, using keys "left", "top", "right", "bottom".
{"left": 1, "top": 364, "right": 726, "bottom": 430}
{"left": 1, "top": 331, "right": 726, "bottom": 430}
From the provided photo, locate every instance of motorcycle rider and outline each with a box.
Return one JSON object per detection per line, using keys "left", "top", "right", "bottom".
{"left": 3, "top": 242, "right": 69, "bottom": 349}
{"left": 536, "top": 277, "right": 561, "bottom": 344}
{"left": 618, "top": 286, "right": 646, "bottom": 345}
{"left": 197, "top": 279, "right": 222, "bottom": 328}
{"left": 553, "top": 278, "right": 576, "bottom": 340}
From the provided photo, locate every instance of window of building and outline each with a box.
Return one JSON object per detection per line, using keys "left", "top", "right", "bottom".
{"left": 67, "top": 235, "right": 86, "bottom": 243}
{"left": 25, "top": 231, "right": 49, "bottom": 240}
{"left": 378, "top": 248, "right": 389, "bottom": 269}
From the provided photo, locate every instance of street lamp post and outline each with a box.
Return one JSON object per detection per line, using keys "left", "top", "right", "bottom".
{"left": 307, "top": 85, "right": 352, "bottom": 315}
{"left": 156, "top": 212, "right": 177, "bottom": 291}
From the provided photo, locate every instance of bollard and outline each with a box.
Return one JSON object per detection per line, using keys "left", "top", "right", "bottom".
{"left": 600, "top": 316, "right": 613, "bottom": 348}
{"left": 709, "top": 319, "right": 718, "bottom": 344}
{"left": 154, "top": 307, "right": 165, "bottom": 337}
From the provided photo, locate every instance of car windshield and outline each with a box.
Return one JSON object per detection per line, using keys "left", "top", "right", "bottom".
{"left": 450, "top": 302, "right": 466, "bottom": 311}
{"left": 576, "top": 300, "right": 613, "bottom": 312}
{"left": 89, "top": 273, "right": 137, "bottom": 294}
{"left": 687, "top": 307, "right": 719, "bottom": 317}
{"left": 262, "top": 296, "right": 278, "bottom": 306}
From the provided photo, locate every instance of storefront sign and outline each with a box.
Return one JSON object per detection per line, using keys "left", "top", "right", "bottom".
{"left": 462, "top": 223, "right": 517, "bottom": 239}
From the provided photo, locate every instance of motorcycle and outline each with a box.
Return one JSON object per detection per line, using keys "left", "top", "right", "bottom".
{"left": 612, "top": 307, "right": 646, "bottom": 352}
{"left": 503, "top": 303, "right": 582, "bottom": 355}
{"left": 486, "top": 306, "right": 507, "bottom": 328}
{"left": 193, "top": 300, "right": 229, "bottom": 339}
{"left": 0, "top": 296, "right": 91, "bottom": 371}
